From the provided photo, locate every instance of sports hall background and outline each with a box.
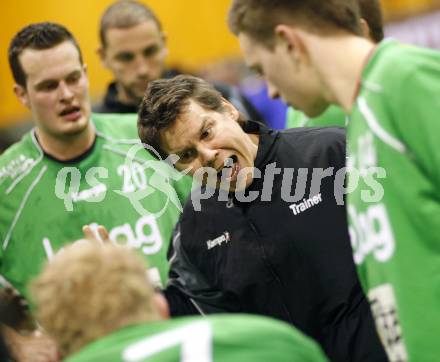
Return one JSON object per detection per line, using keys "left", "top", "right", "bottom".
{"left": 1, "top": 0, "right": 440, "bottom": 134}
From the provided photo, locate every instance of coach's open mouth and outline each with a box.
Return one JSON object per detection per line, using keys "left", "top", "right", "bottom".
{"left": 218, "top": 155, "right": 240, "bottom": 182}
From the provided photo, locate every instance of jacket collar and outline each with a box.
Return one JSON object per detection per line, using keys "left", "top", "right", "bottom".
{"left": 242, "top": 120, "right": 279, "bottom": 171}
{"left": 102, "top": 69, "right": 183, "bottom": 114}
{"left": 32, "top": 129, "right": 97, "bottom": 164}
{"left": 229, "top": 121, "right": 280, "bottom": 205}
{"left": 102, "top": 82, "right": 139, "bottom": 114}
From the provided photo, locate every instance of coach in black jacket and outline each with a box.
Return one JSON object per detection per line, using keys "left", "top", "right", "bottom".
{"left": 138, "top": 75, "right": 387, "bottom": 362}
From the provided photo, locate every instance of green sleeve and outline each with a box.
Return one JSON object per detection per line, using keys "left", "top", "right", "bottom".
{"left": 286, "top": 107, "right": 308, "bottom": 128}
{"left": 390, "top": 54, "right": 440, "bottom": 184}
{"left": 307, "top": 105, "right": 347, "bottom": 127}
{"left": 286, "top": 106, "right": 346, "bottom": 129}
{"left": 171, "top": 172, "right": 193, "bottom": 208}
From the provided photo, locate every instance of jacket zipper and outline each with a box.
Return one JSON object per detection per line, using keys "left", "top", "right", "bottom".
{"left": 248, "top": 220, "right": 293, "bottom": 324}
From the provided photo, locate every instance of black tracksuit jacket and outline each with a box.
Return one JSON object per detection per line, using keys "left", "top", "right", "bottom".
{"left": 164, "top": 122, "right": 387, "bottom": 362}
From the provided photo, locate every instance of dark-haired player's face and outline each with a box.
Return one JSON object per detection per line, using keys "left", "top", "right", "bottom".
{"left": 239, "top": 32, "right": 328, "bottom": 117}
{"left": 15, "top": 41, "right": 90, "bottom": 138}
{"left": 101, "top": 20, "right": 167, "bottom": 103}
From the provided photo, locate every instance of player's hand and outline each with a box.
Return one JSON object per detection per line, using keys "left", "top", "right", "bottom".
{"left": 3, "top": 326, "right": 60, "bottom": 362}
{"left": 82, "top": 224, "right": 111, "bottom": 244}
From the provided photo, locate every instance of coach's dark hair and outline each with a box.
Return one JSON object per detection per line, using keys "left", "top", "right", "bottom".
{"left": 99, "top": 0, "right": 162, "bottom": 48}
{"left": 8, "top": 22, "right": 84, "bottom": 88}
{"left": 228, "top": 0, "right": 362, "bottom": 48}
{"left": 358, "top": 0, "right": 384, "bottom": 43}
{"left": 138, "top": 75, "right": 243, "bottom": 159}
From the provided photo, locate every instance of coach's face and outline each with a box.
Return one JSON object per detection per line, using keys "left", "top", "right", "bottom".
{"left": 238, "top": 30, "right": 329, "bottom": 117}
{"left": 14, "top": 41, "right": 91, "bottom": 139}
{"left": 160, "top": 98, "right": 259, "bottom": 192}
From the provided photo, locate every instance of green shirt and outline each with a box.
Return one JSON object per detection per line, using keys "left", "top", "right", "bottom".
{"left": 65, "top": 314, "right": 328, "bottom": 362}
{"left": 0, "top": 113, "right": 192, "bottom": 300}
{"left": 285, "top": 105, "right": 347, "bottom": 128}
{"left": 348, "top": 40, "right": 440, "bottom": 361}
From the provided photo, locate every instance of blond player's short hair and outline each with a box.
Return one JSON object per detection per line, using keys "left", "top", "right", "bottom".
{"left": 31, "top": 242, "right": 160, "bottom": 357}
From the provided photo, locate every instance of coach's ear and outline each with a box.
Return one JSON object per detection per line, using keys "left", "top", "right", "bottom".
{"left": 14, "top": 84, "right": 30, "bottom": 109}
{"left": 221, "top": 98, "right": 240, "bottom": 122}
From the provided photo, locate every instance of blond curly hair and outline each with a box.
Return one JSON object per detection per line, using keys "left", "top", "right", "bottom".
{"left": 31, "top": 242, "right": 160, "bottom": 357}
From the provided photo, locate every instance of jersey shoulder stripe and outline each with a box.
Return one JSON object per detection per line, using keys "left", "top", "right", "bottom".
{"left": 0, "top": 131, "right": 43, "bottom": 195}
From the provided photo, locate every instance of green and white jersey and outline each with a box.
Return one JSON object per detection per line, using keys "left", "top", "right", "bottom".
{"left": 285, "top": 105, "right": 347, "bottom": 128}
{"left": 347, "top": 40, "right": 440, "bottom": 361}
{"left": 0, "top": 113, "right": 192, "bottom": 300}
{"left": 65, "top": 314, "right": 328, "bottom": 362}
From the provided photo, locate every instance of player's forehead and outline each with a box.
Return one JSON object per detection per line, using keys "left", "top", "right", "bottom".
{"left": 19, "top": 41, "right": 82, "bottom": 85}
{"left": 105, "top": 21, "right": 162, "bottom": 52}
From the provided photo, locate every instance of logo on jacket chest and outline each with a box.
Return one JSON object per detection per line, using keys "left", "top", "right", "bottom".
{"left": 289, "top": 193, "right": 322, "bottom": 216}
{"left": 206, "top": 232, "right": 230, "bottom": 250}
